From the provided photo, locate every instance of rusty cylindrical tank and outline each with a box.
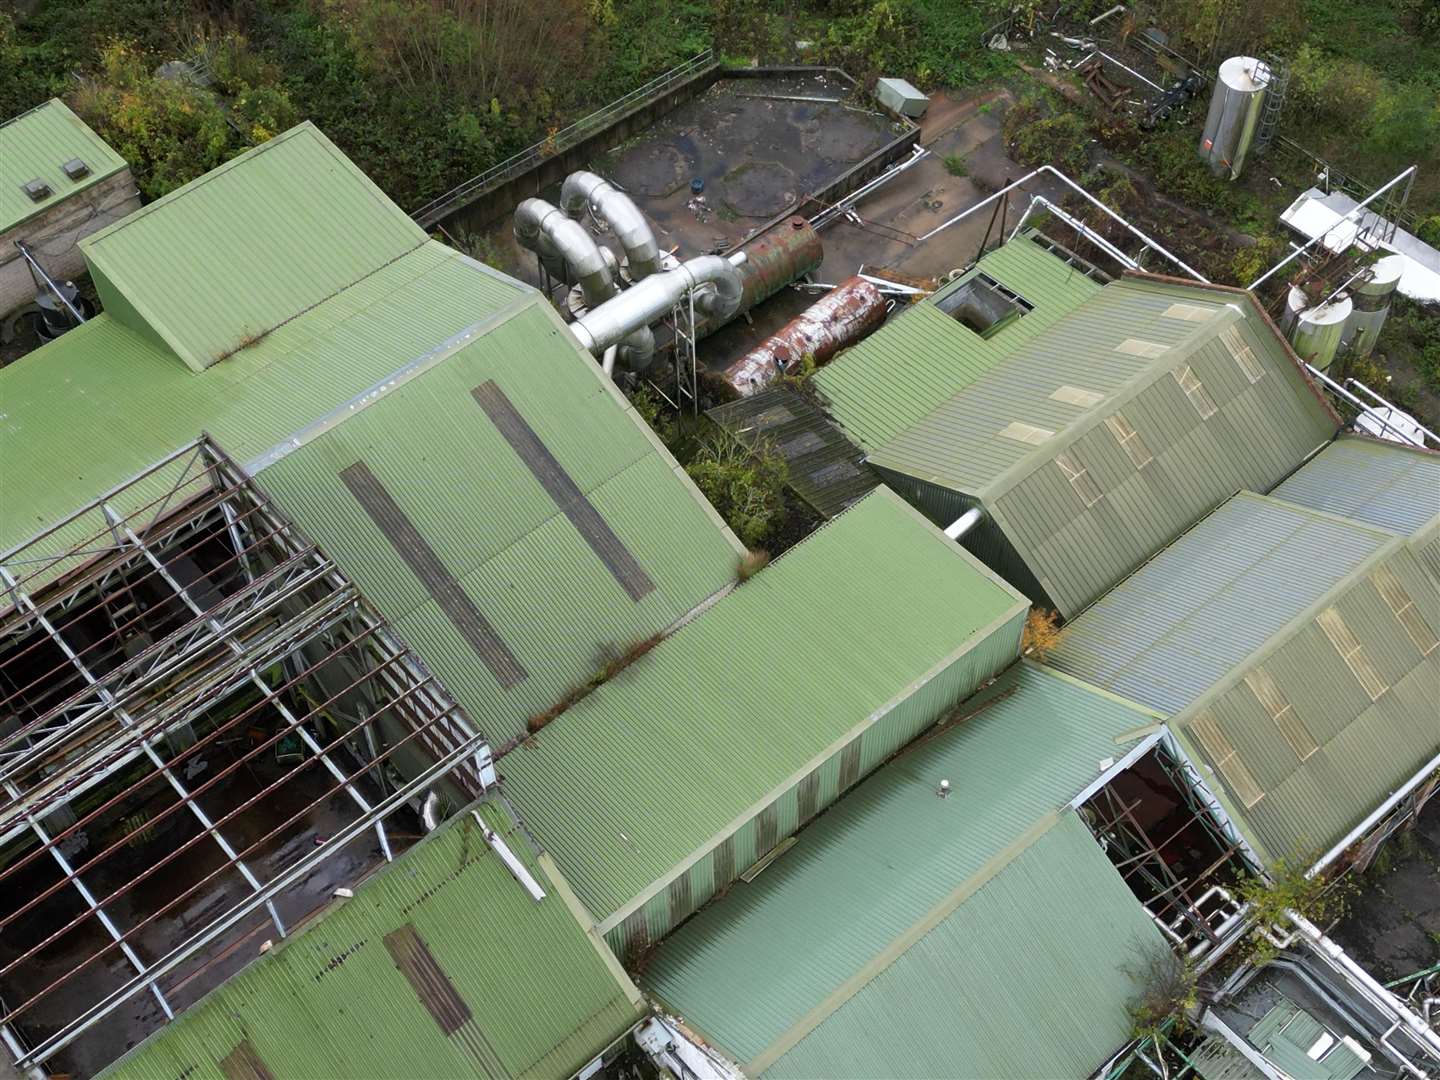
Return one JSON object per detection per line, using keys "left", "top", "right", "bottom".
{"left": 721, "top": 277, "right": 886, "bottom": 396}
{"left": 694, "top": 217, "right": 823, "bottom": 338}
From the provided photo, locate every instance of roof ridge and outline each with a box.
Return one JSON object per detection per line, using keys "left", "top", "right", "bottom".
{"left": 745, "top": 810, "right": 1064, "bottom": 1074}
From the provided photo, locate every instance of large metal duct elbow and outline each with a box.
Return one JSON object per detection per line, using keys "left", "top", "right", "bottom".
{"left": 570, "top": 253, "right": 746, "bottom": 364}
{"left": 513, "top": 198, "right": 620, "bottom": 309}
{"left": 560, "top": 171, "right": 662, "bottom": 280}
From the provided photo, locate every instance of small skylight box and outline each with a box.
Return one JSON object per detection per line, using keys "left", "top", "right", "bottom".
{"left": 22, "top": 178, "right": 52, "bottom": 202}
{"left": 62, "top": 158, "right": 91, "bottom": 180}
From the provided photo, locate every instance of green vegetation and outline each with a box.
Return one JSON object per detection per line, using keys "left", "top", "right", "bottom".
{"left": 1124, "top": 946, "right": 1199, "bottom": 1040}
{"left": 1003, "top": 90, "right": 1093, "bottom": 175}
{"left": 942, "top": 152, "right": 969, "bottom": 177}
{"left": 685, "top": 428, "right": 788, "bottom": 548}
{"left": 1237, "top": 853, "right": 1356, "bottom": 963}
{"left": 3, "top": 0, "right": 713, "bottom": 207}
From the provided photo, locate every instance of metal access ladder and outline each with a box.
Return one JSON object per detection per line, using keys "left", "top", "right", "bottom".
{"left": 1253, "top": 54, "right": 1289, "bottom": 158}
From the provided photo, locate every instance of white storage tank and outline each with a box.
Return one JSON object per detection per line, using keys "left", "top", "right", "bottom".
{"left": 1199, "top": 57, "right": 1270, "bottom": 180}
{"left": 1287, "top": 288, "right": 1352, "bottom": 372}
{"left": 1345, "top": 254, "right": 1405, "bottom": 358}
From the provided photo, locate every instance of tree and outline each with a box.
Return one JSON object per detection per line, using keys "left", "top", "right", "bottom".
{"left": 685, "top": 428, "right": 788, "bottom": 548}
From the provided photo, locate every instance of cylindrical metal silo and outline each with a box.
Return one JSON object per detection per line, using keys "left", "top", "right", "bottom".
{"left": 1288, "top": 291, "right": 1353, "bottom": 372}
{"left": 1199, "top": 57, "right": 1270, "bottom": 180}
{"left": 1344, "top": 254, "right": 1405, "bottom": 358}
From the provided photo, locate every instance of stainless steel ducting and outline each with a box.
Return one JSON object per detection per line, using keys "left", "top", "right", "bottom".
{"left": 560, "top": 171, "right": 662, "bottom": 280}
{"left": 569, "top": 253, "right": 747, "bottom": 371}
{"left": 512, "top": 197, "right": 620, "bottom": 309}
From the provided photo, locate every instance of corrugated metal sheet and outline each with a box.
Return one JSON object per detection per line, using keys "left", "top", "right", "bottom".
{"left": 79, "top": 123, "right": 428, "bottom": 371}
{"left": 813, "top": 236, "right": 1101, "bottom": 450}
{"left": 763, "top": 814, "right": 1163, "bottom": 1079}
{"left": 1047, "top": 492, "right": 1397, "bottom": 715}
{"left": 1, "top": 99, "right": 128, "bottom": 233}
{"left": 260, "top": 302, "right": 742, "bottom": 747}
{"left": 1169, "top": 543, "right": 1440, "bottom": 864}
{"left": 1049, "top": 490, "right": 1440, "bottom": 865}
{"left": 0, "top": 243, "right": 526, "bottom": 559}
{"left": 708, "top": 389, "right": 879, "bottom": 518}
{"left": 500, "top": 488, "right": 1029, "bottom": 929}
{"left": 643, "top": 661, "right": 1162, "bottom": 1073}
{"left": 1271, "top": 434, "right": 1440, "bottom": 537}
{"left": 866, "top": 277, "right": 1337, "bottom": 617}
{"left": 101, "top": 799, "right": 644, "bottom": 1080}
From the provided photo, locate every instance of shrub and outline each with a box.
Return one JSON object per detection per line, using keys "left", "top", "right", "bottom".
{"left": 1021, "top": 608, "right": 1065, "bottom": 659}
{"left": 1124, "top": 946, "right": 1199, "bottom": 1040}
{"left": 942, "top": 152, "right": 968, "bottom": 177}
{"left": 71, "top": 42, "right": 235, "bottom": 200}
{"left": 685, "top": 428, "right": 788, "bottom": 548}
{"left": 736, "top": 548, "right": 771, "bottom": 583}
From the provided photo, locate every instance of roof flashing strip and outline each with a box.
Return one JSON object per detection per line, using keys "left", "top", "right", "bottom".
{"left": 473, "top": 809, "right": 547, "bottom": 901}
{"left": 339, "top": 461, "right": 528, "bottom": 688}
{"left": 471, "top": 379, "right": 655, "bottom": 602}
{"left": 244, "top": 297, "right": 535, "bottom": 475}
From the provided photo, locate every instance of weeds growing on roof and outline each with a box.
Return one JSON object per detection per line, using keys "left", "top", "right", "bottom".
{"left": 525, "top": 632, "right": 667, "bottom": 734}
{"left": 1021, "top": 608, "right": 1065, "bottom": 659}
{"left": 736, "top": 549, "right": 770, "bottom": 583}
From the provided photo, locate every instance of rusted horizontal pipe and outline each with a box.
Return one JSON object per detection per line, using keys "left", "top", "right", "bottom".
{"left": 720, "top": 276, "right": 886, "bottom": 396}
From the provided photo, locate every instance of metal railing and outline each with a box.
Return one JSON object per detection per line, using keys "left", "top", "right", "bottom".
{"left": 412, "top": 50, "right": 716, "bottom": 227}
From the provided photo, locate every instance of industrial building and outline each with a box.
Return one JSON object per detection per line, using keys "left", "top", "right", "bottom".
{"left": 643, "top": 662, "right": 1173, "bottom": 1078}
{"left": 501, "top": 488, "right": 1028, "bottom": 956}
{"left": 99, "top": 797, "right": 647, "bottom": 1080}
{"left": 3, "top": 87, "right": 1437, "bottom": 1079}
{"left": 0, "top": 120, "right": 1035, "bottom": 1078}
{"left": 0, "top": 123, "right": 744, "bottom": 1077}
{"left": 812, "top": 237, "right": 1340, "bottom": 617}
{"left": 1, "top": 100, "right": 141, "bottom": 322}
{"left": 1049, "top": 485, "right": 1440, "bottom": 870}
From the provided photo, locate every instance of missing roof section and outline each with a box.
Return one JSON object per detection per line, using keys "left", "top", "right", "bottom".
{"left": 0, "top": 437, "right": 489, "bottom": 1078}
{"left": 471, "top": 380, "right": 655, "bottom": 602}
{"left": 339, "top": 461, "right": 529, "bottom": 689}
{"left": 935, "top": 272, "right": 1033, "bottom": 338}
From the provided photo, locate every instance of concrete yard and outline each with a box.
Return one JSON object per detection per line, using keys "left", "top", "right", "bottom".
{"left": 1330, "top": 799, "right": 1440, "bottom": 985}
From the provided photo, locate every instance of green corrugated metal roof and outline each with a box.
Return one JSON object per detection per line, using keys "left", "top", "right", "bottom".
{"left": 1047, "top": 493, "right": 1397, "bottom": 715}
{"left": 1249, "top": 1000, "right": 1367, "bottom": 1080}
{"left": 644, "top": 660, "right": 1162, "bottom": 1074}
{"left": 1, "top": 99, "right": 128, "bottom": 233}
{"left": 0, "top": 243, "right": 525, "bottom": 560}
{"left": 1271, "top": 434, "right": 1440, "bottom": 537}
{"left": 759, "top": 814, "right": 1163, "bottom": 1079}
{"left": 1048, "top": 491, "right": 1440, "bottom": 865}
{"left": 1192, "top": 1036, "right": 1266, "bottom": 1080}
{"left": 79, "top": 122, "right": 428, "bottom": 371}
{"left": 870, "top": 278, "right": 1333, "bottom": 499}
{"left": 867, "top": 275, "right": 1337, "bottom": 616}
{"left": 813, "top": 236, "right": 1101, "bottom": 450}
{"left": 499, "top": 488, "right": 1028, "bottom": 925}
{"left": 101, "top": 798, "right": 644, "bottom": 1080}
{"left": 257, "top": 298, "right": 742, "bottom": 751}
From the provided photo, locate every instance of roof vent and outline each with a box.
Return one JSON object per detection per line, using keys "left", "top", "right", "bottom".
{"left": 62, "top": 158, "right": 91, "bottom": 180}
{"left": 22, "top": 178, "right": 52, "bottom": 203}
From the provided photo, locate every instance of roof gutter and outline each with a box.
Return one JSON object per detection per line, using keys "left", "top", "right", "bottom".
{"left": 1306, "top": 748, "right": 1440, "bottom": 879}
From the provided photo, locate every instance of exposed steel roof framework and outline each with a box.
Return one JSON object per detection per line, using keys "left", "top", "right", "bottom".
{"left": 0, "top": 438, "right": 493, "bottom": 1073}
